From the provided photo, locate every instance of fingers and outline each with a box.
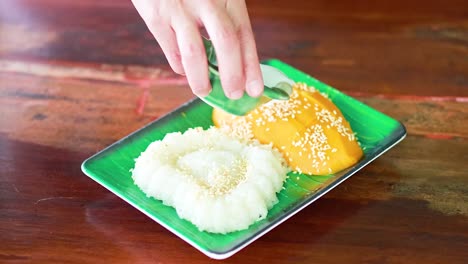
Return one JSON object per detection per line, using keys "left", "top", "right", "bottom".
{"left": 172, "top": 15, "right": 212, "bottom": 97}
{"left": 199, "top": 3, "right": 245, "bottom": 99}
{"left": 132, "top": 0, "right": 260, "bottom": 99}
{"left": 226, "top": 1, "right": 264, "bottom": 97}
{"left": 151, "top": 25, "right": 185, "bottom": 75}
{"left": 131, "top": 0, "right": 184, "bottom": 75}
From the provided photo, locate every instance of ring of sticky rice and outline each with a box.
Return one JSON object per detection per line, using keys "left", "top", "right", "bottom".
{"left": 213, "top": 83, "right": 364, "bottom": 175}
{"left": 131, "top": 127, "right": 289, "bottom": 234}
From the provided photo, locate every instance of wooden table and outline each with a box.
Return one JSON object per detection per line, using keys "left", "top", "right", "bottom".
{"left": 1, "top": 0, "right": 467, "bottom": 263}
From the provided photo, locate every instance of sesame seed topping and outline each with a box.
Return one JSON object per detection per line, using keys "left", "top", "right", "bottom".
{"left": 216, "top": 82, "right": 358, "bottom": 175}
{"left": 178, "top": 158, "right": 249, "bottom": 197}
{"left": 315, "top": 108, "right": 356, "bottom": 141}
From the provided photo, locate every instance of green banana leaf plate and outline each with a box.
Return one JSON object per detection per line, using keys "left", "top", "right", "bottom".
{"left": 81, "top": 59, "right": 406, "bottom": 259}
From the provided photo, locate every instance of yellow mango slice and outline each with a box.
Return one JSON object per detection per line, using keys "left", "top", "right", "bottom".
{"left": 212, "top": 83, "right": 363, "bottom": 175}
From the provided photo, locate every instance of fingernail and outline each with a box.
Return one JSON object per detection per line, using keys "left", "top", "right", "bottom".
{"left": 193, "top": 88, "right": 211, "bottom": 97}
{"left": 228, "top": 90, "right": 244, "bottom": 100}
{"left": 247, "top": 80, "right": 264, "bottom": 97}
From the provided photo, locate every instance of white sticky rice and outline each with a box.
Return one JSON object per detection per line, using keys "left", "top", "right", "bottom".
{"left": 131, "top": 127, "right": 289, "bottom": 234}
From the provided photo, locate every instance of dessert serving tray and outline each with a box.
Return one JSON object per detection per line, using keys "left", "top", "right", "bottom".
{"left": 81, "top": 59, "right": 406, "bottom": 259}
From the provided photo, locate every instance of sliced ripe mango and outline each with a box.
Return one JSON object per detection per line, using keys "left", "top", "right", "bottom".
{"left": 212, "top": 83, "right": 363, "bottom": 175}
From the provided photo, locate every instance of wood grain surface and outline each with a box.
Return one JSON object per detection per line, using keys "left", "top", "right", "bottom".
{"left": 1, "top": 0, "right": 467, "bottom": 263}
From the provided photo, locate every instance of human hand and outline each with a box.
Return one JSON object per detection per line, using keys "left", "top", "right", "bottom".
{"left": 131, "top": 0, "right": 264, "bottom": 99}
